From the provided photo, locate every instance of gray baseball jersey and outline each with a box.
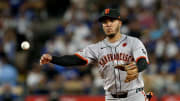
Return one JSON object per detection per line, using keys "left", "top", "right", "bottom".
{"left": 75, "top": 34, "right": 149, "bottom": 94}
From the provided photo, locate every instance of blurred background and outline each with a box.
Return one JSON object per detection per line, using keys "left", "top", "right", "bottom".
{"left": 0, "top": 0, "right": 179, "bottom": 101}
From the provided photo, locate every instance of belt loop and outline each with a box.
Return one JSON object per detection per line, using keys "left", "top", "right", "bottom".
{"left": 136, "top": 87, "right": 144, "bottom": 93}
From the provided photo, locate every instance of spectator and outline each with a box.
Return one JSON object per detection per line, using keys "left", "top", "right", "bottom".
{"left": 26, "top": 62, "right": 49, "bottom": 94}
{"left": 2, "top": 28, "right": 16, "bottom": 62}
{"left": 0, "top": 84, "right": 18, "bottom": 101}
{"left": 26, "top": 62, "right": 44, "bottom": 88}
{"left": 155, "top": 31, "right": 178, "bottom": 60}
{"left": 127, "top": 17, "right": 142, "bottom": 38}
{"left": 169, "top": 51, "right": 180, "bottom": 74}
{"left": 0, "top": 52, "right": 18, "bottom": 86}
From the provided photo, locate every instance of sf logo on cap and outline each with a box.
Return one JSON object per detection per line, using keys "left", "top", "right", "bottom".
{"left": 105, "top": 8, "right": 110, "bottom": 14}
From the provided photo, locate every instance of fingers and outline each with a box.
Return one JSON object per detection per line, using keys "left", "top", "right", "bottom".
{"left": 124, "top": 73, "right": 138, "bottom": 83}
{"left": 124, "top": 62, "right": 138, "bottom": 83}
{"left": 125, "top": 78, "right": 136, "bottom": 83}
{"left": 115, "top": 62, "right": 138, "bottom": 83}
{"left": 114, "top": 65, "right": 126, "bottom": 71}
{"left": 115, "top": 62, "right": 137, "bottom": 71}
{"left": 127, "top": 68, "right": 138, "bottom": 75}
{"left": 125, "top": 62, "right": 137, "bottom": 71}
{"left": 126, "top": 73, "right": 138, "bottom": 79}
{"left": 40, "top": 54, "right": 52, "bottom": 65}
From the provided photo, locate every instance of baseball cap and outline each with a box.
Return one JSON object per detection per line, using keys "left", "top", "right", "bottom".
{"left": 98, "top": 8, "right": 121, "bottom": 22}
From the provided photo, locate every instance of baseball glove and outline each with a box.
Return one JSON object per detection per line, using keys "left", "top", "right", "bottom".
{"left": 115, "top": 62, "right": 138, "bottom": 83}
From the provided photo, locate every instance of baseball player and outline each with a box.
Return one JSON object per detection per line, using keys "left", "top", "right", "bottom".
{"left": 40, "top": 8, "right": 150, "bottom": 101}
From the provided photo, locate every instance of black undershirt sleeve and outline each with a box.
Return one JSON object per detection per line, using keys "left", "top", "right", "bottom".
{"left": 51, "top": 55, "right": 87, "bottom": 66}
{"left": 136, "top": 58, "right": 148, "bottom": 72}
{"left": 51, "top": 55, "right": 148, "bottom": 71}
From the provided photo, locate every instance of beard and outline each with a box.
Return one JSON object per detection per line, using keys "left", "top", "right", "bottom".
{"left": 107, "top": 33, "right": 116, "bottom": 38}
{"left": 106, "top": 25, "right": 120, "bottom": 38}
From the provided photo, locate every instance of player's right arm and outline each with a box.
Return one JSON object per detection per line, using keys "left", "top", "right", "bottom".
{"left": 40, "top": 44, "right": 98, "bottom": 66}
{"left": 40, "top": 54, "right": 88, "bottom": 66}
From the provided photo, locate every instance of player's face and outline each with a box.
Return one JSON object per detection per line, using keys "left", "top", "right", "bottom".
{"left": 102, "top": 18, "right": 122, "bottom": 36}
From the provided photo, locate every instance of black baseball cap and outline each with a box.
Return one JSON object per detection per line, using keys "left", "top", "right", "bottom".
{"left": 98, "top": 8, "right": 121, "bottom": 22}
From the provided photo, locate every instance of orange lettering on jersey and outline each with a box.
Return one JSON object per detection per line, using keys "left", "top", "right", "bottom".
{"left": 107, "top": 54, "right": 111, "bottom": 61}
{"left": 119, "top": 53, "right": 123, "bottom": 60}
{"left": 110, "top": 54, "right": 113, "bottom": 61}
{"left": 104, "top": 56, "right": 108, "bottom": 64}
{"left": 99, "top": 53, "right": 133, "bottom": 67}
{"left": 99, "top": 61, "right": 104, "bottom": 66}
{"left": 114, "top": 54, "right": 116, "bottom": 60}
{"left": 102, "top": 58, "right": 106, "bottom": 65}
{"left": 122, "top": 53, "right": 127, "bottom": 61}
{"left": 122, "top": 53, "right": 125, "bottom": 60}
{"left": 125, "top": 54, "right": 128, "bottom": 61}
{"left": 128, "top": 56, "right": 134, "bottom": 62}
{"left": 127, "top": 56, "right": 132, "bottom": 62}
{"left": 116, "top": 53, "right": 120, "bottom": 60}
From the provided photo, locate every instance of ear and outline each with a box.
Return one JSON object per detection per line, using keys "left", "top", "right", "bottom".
{"left": 119, "top": 20, "right": 122, "bottom": 25}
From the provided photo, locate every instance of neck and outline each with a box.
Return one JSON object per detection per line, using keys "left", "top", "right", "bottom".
{"left": 107, "top": 32, "right": 122, "bottom": 43}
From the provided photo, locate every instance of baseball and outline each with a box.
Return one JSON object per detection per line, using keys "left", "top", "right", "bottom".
{"left": 21, "top": 41, "right": 30, "bottom": 50}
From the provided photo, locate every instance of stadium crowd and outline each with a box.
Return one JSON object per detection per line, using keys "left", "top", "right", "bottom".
{"left": 0, "top": 0, "right": 179, "bottom": 100}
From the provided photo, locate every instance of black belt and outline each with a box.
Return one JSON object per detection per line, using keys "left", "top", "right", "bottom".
{"left": 111, "top": 87, "right": 144, "bottom": 98}
{"left": 111, "top": 92, "right": 128, "bottom": 98}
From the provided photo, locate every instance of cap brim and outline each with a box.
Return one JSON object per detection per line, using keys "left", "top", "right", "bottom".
{"left": 98, "top": 16, "right": 120, "bottom": 22}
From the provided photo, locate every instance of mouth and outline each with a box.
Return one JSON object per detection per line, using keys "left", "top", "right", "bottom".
{"left": 107, "top": 29, "right": 113, "bottom": 33}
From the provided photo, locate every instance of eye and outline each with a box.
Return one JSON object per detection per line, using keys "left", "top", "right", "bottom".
{"left": 109, "top": 19, "right": 114, "bottom": 22}
{"left": 109, "top": 18, "right": 116, "bottom": 22}
{"left": 101, "top": 20, "right": 106, "bottom": 24}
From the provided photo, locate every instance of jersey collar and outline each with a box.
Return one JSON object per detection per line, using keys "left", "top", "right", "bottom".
{"left": 103, "top": 34, "right": 127, "bottom": 48}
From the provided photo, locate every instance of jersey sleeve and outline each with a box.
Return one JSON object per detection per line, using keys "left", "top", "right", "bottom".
{"left": 132, "top": 38, "right": 149, "bottom": 64}
{"left": 74, "top": 44, "right": 98, "bottom": 65}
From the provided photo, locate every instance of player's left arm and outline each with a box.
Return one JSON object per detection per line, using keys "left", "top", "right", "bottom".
{"left": 136, "top": 58, "right": 148, "bottom": 72}
{"left": 133, "top": 38, "right": 149, "bottom": 72}
{"left": 115, "top": 38, "right": 149, "bottom": 82}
